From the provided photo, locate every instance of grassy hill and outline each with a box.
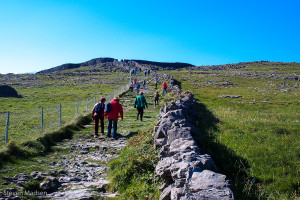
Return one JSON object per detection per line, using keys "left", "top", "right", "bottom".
{"left": 0, "top": 59, "right": 299, "bottom": 199}
{"left": 166, "top": 61, "right": 300, "bottom": 199}
{"left": 0, "top": 64, "right": 129, "bottom": 112}
{"left": 0, "top": 63, "right": 130, "bottom": 149}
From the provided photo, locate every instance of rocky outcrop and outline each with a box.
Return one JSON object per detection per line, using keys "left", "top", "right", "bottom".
{"left": 0, "top": 85, "right": 22, "bottom": 98}
{"left": 154, "top": 75, "right": 234, "bottom": 200}
{"left": 37, "top": 57, "right": 117, "bottom": 74}
{"left": 123, "top": 59, "right": 194, "bottom": 70}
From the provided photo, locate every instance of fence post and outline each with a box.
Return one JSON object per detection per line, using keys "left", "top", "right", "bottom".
{"left": 5, "top": 111, "right": 10, "bottom": 145}
{"left": 59, "top": 103, "right": 62, "bottom": 127}
{"left": 86, "top": 99, "right": 89, "bottom": 113}
{"left": 41, "top": 107, "right": 44, "bottom": 132}
{"left": 77, "top": 98, "right": 79, "bottom": 116}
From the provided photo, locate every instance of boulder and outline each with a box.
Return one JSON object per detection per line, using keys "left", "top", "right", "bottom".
{"left": 187, "top": 170, "right": 231, "bottom": 192}
{"left": 40, "top": 177, "right": 60, "bottom": 192}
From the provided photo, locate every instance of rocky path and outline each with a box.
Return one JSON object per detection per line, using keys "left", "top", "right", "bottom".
{"left": 0, "top": 75, "right": 159, "bottom": 200}
{"left": 45, "top": 134, "right": 128, "bottom": 199}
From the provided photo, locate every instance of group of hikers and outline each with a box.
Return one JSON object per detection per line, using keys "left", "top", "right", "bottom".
{"left": 91, "top": 80, "right": 168, "bottom": 139}
{"left": 130, "top": 79, "right": 147, "bottom": 93}
{"left": 130, "top": 67, "right": 151, "bottom": 77}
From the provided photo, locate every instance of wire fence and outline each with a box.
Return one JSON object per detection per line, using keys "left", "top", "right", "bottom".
{"left": 0, "top": 82, "right": 130, "bottom": 149}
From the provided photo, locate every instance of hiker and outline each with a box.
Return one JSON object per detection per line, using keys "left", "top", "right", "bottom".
{"left": 134, "top": 79, "right": 137, "bottom": 86}
{"left": 142, "top": 80, "right": 146, "bottom": 89}
{"left": 105, "top": 96, "right": 124, "bottom": 139}
{"left": 136, "top": 82, "right": 140, "bottom": 94}
{"left": 154, "top": 91, "right": 159, "bottom": 107}
{"left": 148, "top": 69, "right": 150, "bottom": 76}
{"left": 144, "top": 69, "right": 147, "bottom": 77}
{"left": 134, "top": 91, "right": 148, "bottom": 121}
{"left": 155, "top": 77, "right": 158, "bottom": 89}
{"left": 163, "top": 82, "right": 168, "bottom": 95}
{"left": 129, "top": 82, "right": 134, "bottom": 92}
{"left": 91, "top": 97, "right": 106, "bottom": 138}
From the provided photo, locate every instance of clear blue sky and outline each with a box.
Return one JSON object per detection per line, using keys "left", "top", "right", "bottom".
{"left": 0, "top": 0, "right": 299, "bottom": 74}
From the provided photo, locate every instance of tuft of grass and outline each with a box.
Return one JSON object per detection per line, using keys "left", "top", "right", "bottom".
{"left": 106, "top": 87, "right": 165, "bottom": 199}
{"left": 108, "top": 129, "right": 162, "bottom": 200}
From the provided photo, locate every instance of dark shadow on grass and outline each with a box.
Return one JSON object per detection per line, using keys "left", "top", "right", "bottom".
{"left": 192, "top": 101, "right": 263, "bottom": 200}
{"left": 173, "top": 79, "right": 182, "bottom": 89}
{"left": 123, "top": 131, "right": 138, "bottom": 139}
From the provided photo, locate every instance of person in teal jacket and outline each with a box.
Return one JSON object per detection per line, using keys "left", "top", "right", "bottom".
{"left": 134, "top": 91, "right": 148, "bottom": 121}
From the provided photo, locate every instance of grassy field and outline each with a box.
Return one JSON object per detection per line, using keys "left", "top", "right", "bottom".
{"left": 0, "top": 65, "right": 129, "bottom": 112}
{"left": 166, "top": 62, "right": 300, "bottom": 199}
{"left": 0, "top": 64, "right": 130, "bottom": 149}
{"left": 1, "top": 61, "right": 299, "bottom": 199}
{"left": 0, "top": 78, "right": 168, "bottom": 199}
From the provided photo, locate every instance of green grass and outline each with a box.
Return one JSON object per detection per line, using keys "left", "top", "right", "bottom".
{"left": 0, "top": 80, "right": 168, "bottom": 199}
{"left": 0, "top": 65, "right": 130, "bottom": 148}
{"left": 0, "top": 65, "right": 130, "bottom": 112}
{"left": 165, "top": 62, "right": 300, "bottom": 199}
{"left": 106, "top": 85, "right": 178, "bottom": 199}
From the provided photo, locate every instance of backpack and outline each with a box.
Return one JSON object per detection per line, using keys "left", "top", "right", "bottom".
{"left": 154, "top": 93, "right": 159, "bottom": 99}
{"left": 105, "top": 102, "right": 112, "bottom": 113}
{"left": 95, "top": 103, "right": 105, "bottom": 114}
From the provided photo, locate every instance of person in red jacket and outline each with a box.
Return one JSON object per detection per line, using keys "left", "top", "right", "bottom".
{"left": 162, "top": 82, "right": 168, "bottom": 95}
{"left": 105, "top": 96, "right": 124, "bottom": 139}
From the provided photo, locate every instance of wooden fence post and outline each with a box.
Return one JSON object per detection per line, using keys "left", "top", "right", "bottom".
{"left": 41, "top": 107, "right": 44, "bottom": 132}
{"left": 5, "top": 111, "right": 10, "bottom": 145}
{"left": 59, "top": 103, "right": 62, "bottom": 127}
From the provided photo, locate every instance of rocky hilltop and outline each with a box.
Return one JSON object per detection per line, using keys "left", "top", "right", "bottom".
{"left": 37, "top": 57, "right": 300, "bottom": 75}
{"left": 37, "top": 57, "right": 196, "bottom": 74}
{"left": 37, "top": 57, "right": 118, "bottom": 74}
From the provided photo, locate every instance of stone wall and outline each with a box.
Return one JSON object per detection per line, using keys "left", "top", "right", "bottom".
{"left": 154, "top": 74, "right": 234, "bottom": 200}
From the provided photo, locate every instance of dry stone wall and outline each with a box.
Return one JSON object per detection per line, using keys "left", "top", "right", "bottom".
{"left": 154, "top": 74, "right": 234, "bottom": 200}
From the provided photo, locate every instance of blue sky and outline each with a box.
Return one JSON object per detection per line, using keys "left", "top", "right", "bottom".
{"left": 0, "top": 0, "right": 299, "bottom": 74}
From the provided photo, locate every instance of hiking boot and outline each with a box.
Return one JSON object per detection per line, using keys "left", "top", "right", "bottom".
{"left": 113, "top": 136, "right": 119, "bottom": 140}
{"left": 94, "top": 135, "right": 98, "bottom": 138}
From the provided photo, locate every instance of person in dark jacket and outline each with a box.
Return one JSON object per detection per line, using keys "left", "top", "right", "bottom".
{"left": 105, "top": 96, "right": 123, "bottom": 139}
{"left": 136, "top": 82, "right": 140, "bottom": 94}
{"left": 154, "top": 91, "right": 159, "bottom": 107}
{"left": 134, "top": 91, "right": 148, "bottom": 121}
{"left": 91, "top": 97, "right": 106, "bottom": 137}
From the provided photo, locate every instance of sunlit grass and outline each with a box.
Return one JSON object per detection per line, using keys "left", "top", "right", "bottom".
{"left": 167, "top": 62, "right": 300, "bottom": 199}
